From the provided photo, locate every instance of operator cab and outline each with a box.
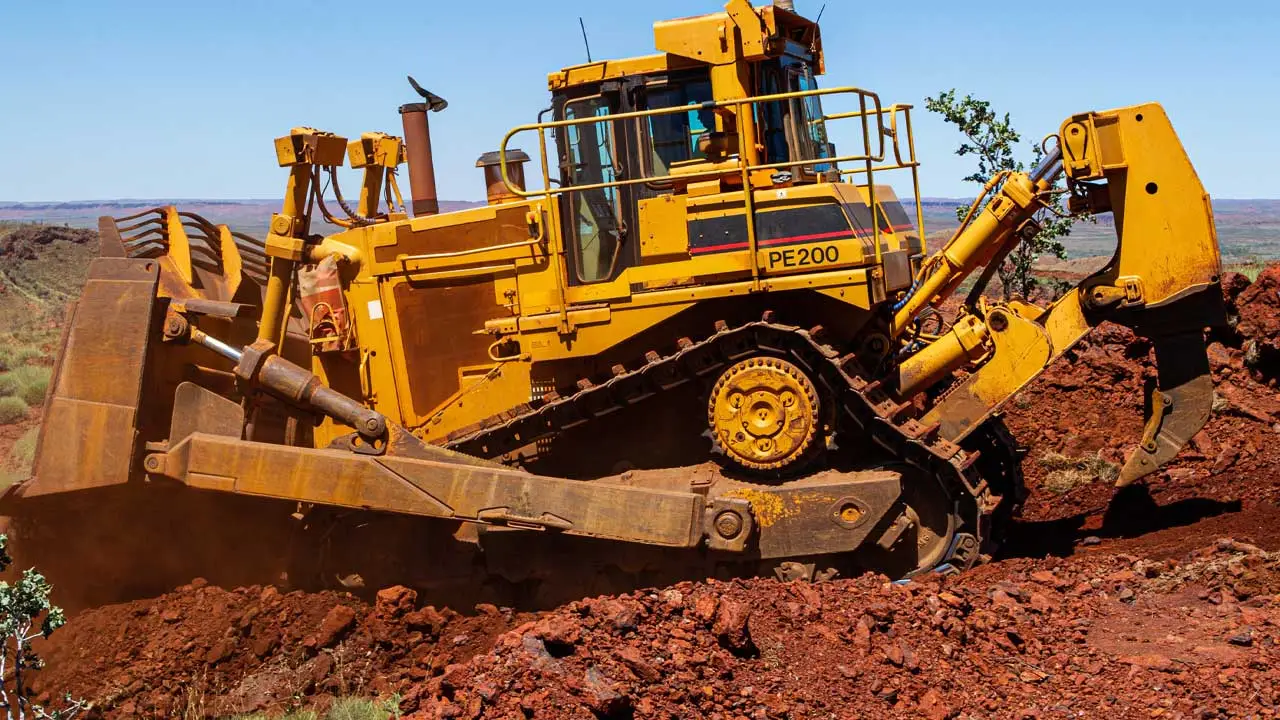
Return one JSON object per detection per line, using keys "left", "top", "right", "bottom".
{"left": 546, "top": 2, "right": 837, "bottom": 285}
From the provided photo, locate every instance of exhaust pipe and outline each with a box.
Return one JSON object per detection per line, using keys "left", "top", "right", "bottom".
{"left": 400, "top": 76, "right": 448, "bottom": 217}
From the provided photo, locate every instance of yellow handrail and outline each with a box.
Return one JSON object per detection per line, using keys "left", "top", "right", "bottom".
{"left": 498, "top": 86, "right": 892, "bottom": 200}
{"left": 494, "top": 84, "right": 927, "bottom": 284}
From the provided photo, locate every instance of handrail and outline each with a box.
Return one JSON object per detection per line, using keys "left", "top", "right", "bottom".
{"left": 830, "top": 103, "right": 928, "bottom": 255}
{"left": 498, "top": 86, "right": 892, "bottom": 201}
{"left": 494, "top": 84, "right": 927, "bottom": 290}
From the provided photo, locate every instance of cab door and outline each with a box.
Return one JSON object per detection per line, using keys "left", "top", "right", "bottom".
{"left": 557, "top": 92, "right": 639, "bottom": 286}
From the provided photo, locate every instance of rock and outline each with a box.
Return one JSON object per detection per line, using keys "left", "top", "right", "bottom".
{"left": 937, "top": 591, "right": 966, "bottom": 609}
{"left": 404, "top": 605, "right": 447, "bottom": 635}
{"left": 205, "top": 639, "right": 235, "bottom": 665}
{"left": 304, "top": 605, "right": 357, "bottom": 650}
{"left": 375, "top": 585, "right": 417, "bottom": 617}
{"left": 1228, "top": 632, "right": 1254, "bottom": 647}
{"left": 885, "top": 643, "right": 904, "bottom": 667}
{"left": 692, "top": 593, "right": 719, "bottom": 623}
{"left": 533, "top": 616, "right": 582, "bottom": 651}
{"left": 617, "top": 646, "right": 661, "bottom": 682}
{"left": 1117, "top": 587, "right": 1136, "bottom": 603}
{"left": 991, "top": 589, "right": 1021, "bottom": 611}
{"left": 1028, "top": 592, "right": 1058, "bottom": 614}
{"left": 251, "top": 630, "right": 280, "bottom": 658}
{"left": 596, "top": 599, "right": 644, "bottom": 634}
{"left": 713, "top": 598, "right": 755, "bottom": 655}
{"left": 577, "top": 666, "right": 631, "bottom": 717}
{"left": 1030, "top": 571, "right": 1058, "bottom": 586}
{"left": 1122, "top": 654, "right": 1175, "bottom": 672}
{"left": 919, "top": 688, "right": 953, "bottom": 720}
{"left": 1081, "top": 536, "right": 1102, "bottom": 547}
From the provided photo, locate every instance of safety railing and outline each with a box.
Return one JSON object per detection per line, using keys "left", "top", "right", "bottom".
{"left": 824, "top": 103, "right": 928, "bottom": 256}
{"left": 498, "top": 86, "right": 925, "bottom": 292}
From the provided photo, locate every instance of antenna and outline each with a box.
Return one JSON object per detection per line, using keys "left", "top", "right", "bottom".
{"left": 809, "top": 3, "right": 827, "bottom": 54}
{"left": 579, "top": 17, "right": 593, "bottom": 63}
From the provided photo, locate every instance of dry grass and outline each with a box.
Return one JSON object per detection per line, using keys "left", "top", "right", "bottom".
{"left": 1038, "top": 451, "right": 1120, "bottom": 494}
{"left": 230, "top": 698, "right": 399, "bottom": 720}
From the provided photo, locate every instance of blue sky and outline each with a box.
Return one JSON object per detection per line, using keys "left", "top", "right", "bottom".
{"left": 0, "top": 0, "right": 1275, "bottom": 201}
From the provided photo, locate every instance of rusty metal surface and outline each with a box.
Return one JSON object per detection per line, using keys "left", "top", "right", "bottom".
{"left": 21, "top": 258, "right": 160, "bottom": 497}
{"left": 400, "top": 105, "right": 440, "bottom": 216}
{"left": 721, "top": 470, "right": 901, "bottom": 559}
{"left": 1118, "top": 331, "right": 1215, "bottom": 486}
{"left": 168, "top": 382, "right": 245, "bottom": 444}
{"left": 154, "top": 432, "right": 707, "bottom": 548}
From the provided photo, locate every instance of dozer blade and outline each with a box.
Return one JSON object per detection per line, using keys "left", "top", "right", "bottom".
{"left": 4, "top": 257, "right": 161, "bottom": 501}
{"left": 1117, "top": 330, "right": 1215, "bottom": 487}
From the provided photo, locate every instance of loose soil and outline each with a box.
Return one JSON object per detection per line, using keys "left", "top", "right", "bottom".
{"left": 26, "top": 266, "right": 1280, "bottom": 719}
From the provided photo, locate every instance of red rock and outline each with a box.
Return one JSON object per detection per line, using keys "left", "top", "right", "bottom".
{"left": 1030, "top": 571, "right": 1058, "bottom": 586}
{"left": 713, "top": 598, "right": 754, "bottom": 654}
{"left": 533, "top": 616, "right": 582, "bottom": 648}
{"left": 375, "top": 585, "right": 417, "bottom": 617}
{"left": 617, "top": 646, "right": 661, "bottom": 682}
{"left": 692, "top": 593, "right": 719, "bottom": 623}
{"left": 304, "top": 605, "right": 357, "bottom": 650}
{"left": 885, "top": 642, "right": 905, "bottom": 667}
{"left": 205, "top": 639, "right": 235, "bottom": 665}
{"left": 404, "top": 606, "right": 447, "bottom": 635}
{"left": 1028, "top": 592, "right": 1058, "bottom": 614}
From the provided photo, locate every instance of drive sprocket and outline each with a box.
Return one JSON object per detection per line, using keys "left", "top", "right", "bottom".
{"left": 708, "top": 356, "right": 819, "bottom": 472}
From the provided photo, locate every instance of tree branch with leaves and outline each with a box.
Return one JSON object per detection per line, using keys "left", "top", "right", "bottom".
{"left": 925, "top": 90, "right": 1079, "bottom": 299}
{"left": 0, "top": 536, "right": 86, "bottom": 720}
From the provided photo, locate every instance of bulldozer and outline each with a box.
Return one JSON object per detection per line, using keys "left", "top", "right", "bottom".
{"left": 4, "top": 1, "right": 1225, "bottom": 607}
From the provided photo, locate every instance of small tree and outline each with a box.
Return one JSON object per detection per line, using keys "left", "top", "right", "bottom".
{"left": 925, "top": 90, "right": 1078, "bottom": 299}
{"left": 0, "top": 535, "right": 86, "bottom": 719}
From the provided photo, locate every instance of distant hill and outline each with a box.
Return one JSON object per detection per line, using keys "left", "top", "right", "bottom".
{"left": 904, "top": 198, "right": 1280, "bottom": 263}
{"left": 0, "top": 199, "right": 487, "bottom": 237}
{"left": 3, "top": 197, "right": 1278, "bottom": 263}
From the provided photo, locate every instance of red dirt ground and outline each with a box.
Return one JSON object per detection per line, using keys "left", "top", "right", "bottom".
{"left": 26, "top": 266, "right": 1280, "bottom": 719}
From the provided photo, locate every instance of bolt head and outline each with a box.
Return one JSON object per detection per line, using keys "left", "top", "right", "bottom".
{"left": 714, "top": 510, "right": 744, "bottom": 540}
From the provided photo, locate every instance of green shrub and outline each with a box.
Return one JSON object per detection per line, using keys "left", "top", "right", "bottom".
{"left": 0, "top": 396, "right": 27, "bottom": 424}
{"left": 7, "top": 365, "right": 50, "bottom": 406}
{"left": 0, "top": 374, "right": 17, "bottom": 397}
{"left": 326, "top": 698, "right": 397, "bottom": 720}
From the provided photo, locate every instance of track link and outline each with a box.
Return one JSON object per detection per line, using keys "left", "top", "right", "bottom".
{"left": 443, "top": 320, "right": 1013, "bottom": 573}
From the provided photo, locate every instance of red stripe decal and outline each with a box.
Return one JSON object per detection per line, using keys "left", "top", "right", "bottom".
{"left": 689, "top": 225, "right": 915, "bottom": 255}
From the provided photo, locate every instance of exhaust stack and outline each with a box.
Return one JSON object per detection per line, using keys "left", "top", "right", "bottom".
{"left": 399, "top": 76, "right": 448, "bottom": 217}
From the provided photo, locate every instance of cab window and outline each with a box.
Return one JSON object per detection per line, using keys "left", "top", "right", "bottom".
{"left": 786, "top": 64, "right": 832, "bottom": 173}
{"left": 563, "top": 95, "right": 625, "bottom": 283}
{"left": 643, "top": 73, "right": 714, "bottom": 174}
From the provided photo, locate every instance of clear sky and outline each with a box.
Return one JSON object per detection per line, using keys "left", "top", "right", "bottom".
{"left": 1, "top": 0, "right": 1276, "bottom": 202}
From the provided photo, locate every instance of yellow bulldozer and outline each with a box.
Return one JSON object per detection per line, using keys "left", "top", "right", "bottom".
{"left": 4, "top": 1, "right": 1224, "bottom": 607}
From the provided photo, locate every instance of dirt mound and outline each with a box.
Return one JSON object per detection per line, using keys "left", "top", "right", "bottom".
{"left": 31, "top": 582, "right": 531, "bottom": 718}
{"left": 25, "top": 265, "right": 1280, "bottom": 718}
{"left": 0, "top": 225, "right": 96, "bottom": 260}
{"left": 401, "top": 538, "right": 1280, "bottom": 719}
{"left": 1233, "top": 265, "right": 1280, "bottom": 374}
{"left": 1003, "top": 269, "right": 1280, "bottom": 528}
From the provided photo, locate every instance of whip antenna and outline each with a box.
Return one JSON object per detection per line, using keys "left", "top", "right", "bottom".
{"left": 579, "top": 17, "right": 593, "bottom": 62}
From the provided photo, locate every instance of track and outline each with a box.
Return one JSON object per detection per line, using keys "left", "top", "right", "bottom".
{"left": 445, "top": 317, "right": 1021, "bottom": 576}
